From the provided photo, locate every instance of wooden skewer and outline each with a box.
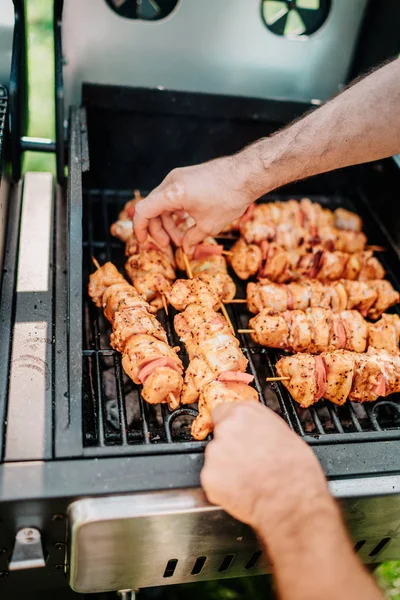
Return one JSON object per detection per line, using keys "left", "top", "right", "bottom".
{"left": 266, "top": 376, "right": 290, "bottom": 382}
{"left": 238, "top": 329, "right": 255, "bottom": 334}
{"left": 182, "top": 251, "right": 194, "bottom": 279}
{"left": 161, "top": 294, "right": 169, "bottom": 315}
{"left": 219, "top": 302, "right": 235, "bottom": 334}
{"left": 224, "top": 299, "right": 247, "bottom": 304}
{"left": 134, "top": 189, "right": 142, "bottom": 200}
{"left": 168, "top": 392, "right": 179, "bottom": 410}
{"left": 222, "top": 250, "right": 233, "bottom": 257}
{"left": 366, "top": 245, "right": 386, "bottom": 252}
{"left": 92, "top": 256, "right": 101, "bottom": 270}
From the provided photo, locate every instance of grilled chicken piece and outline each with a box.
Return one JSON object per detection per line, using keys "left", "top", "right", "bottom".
{"left": 122, "top": 334, "right": 183, "bottom": 403}
{"left": 191, "top": 380, "right": 259, "bottom": 440}
{"left": 166, "top": 273, "right": 235, "bottom": 311}
{"left": 368, "top": 314, "right": 400, "bottom": 355}
{"left": 334, "top": 208, "right": 362, "bottom": 232}
{"left": 111, "top": 306, "right": 168, "bottom": 352}
{"left": 88, "top": 262, "right": 183, "bottom": 407}
{"left": 249, "top": 308, "right": 377, "bottom": 354}
{"left": 125, "top": 246, "right": 176, "bottom": 307}
{"left": 174, "top": 304, "right": 235, "bottom": 352}
{"left": 276, "top": 349, "right": 400, "bottom": 407}
{"left": 88, "top": 262, "right": 126, "bottom": 307}
{"left": 368, "top": 281, "right": 400, "bottom": 320}
{"left": 246, "top": 279, "right": 398, "bottom": 319}
{"left": 229, "top": 238, "right": 262, "bottom": 280}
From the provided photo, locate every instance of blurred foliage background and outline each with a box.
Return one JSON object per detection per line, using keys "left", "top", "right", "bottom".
{"left": 23, "top": 0, "right": 400, "bottom": 598}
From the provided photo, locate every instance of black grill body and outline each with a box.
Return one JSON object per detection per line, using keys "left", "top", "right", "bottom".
{"left": 2, "top": 86, "right": 400, "bottom": 594}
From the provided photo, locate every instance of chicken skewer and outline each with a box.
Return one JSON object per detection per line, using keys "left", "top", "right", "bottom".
{"left": 240, "top": 201, "right": 367, "bottom": 252}
{"left": 174, "top": 303, "right": 258, "bottom": 440}
{"left": 229, "top": 239, "right": 385, "bottom": 282}
{"left": 275, "top": 348, "right": 400, "bottom": 408}
{"left": 244, "top": 279, "right": 399, "bottom": 320}
{"left": 110, "top": 192, "right": 177, "bottom": 310}
{"left": 224, "top": 198, "right": 363, "bottom": 234}
{"left": 88, "top": 261, "right": 183, "bottom": 408}
{"left": 244, "top": 309, "right": 400, "bottom": 355}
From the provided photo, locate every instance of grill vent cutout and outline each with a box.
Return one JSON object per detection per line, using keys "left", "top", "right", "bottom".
{"left": 245, "top": 550, "right": 263, "bottom": 570}
{"left": 369, "top": 537, "right": 391, "bottom": 557}
{"left": 163, "top": 559, "right": 178, "bottom": 578}
{"left": 354, "top": 540, "right": 366, "bottom": 553}
{"left": 191, "top": 556, "right": 207, "bottom": 576}
{"left": 218, "top": 554, "right": 235, "bottom": 573}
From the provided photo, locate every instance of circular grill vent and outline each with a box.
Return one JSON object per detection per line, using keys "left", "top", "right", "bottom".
{"left": 262, "top": 0, "right": 331, "bottom": 37}
{"left": 105, "top": 0, "right": 179, "bottom": 21}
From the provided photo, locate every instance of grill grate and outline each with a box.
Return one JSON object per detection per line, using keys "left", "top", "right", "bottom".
{"left": 82, "top": 189, "right": 400, "bottom": 456}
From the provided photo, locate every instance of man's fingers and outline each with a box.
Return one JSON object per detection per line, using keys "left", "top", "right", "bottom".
{"left": 161, "top": 212, "right": 184, "bottom": 246}
{"left": 148, "top": 217, "right": 170, "bottom": 247}
{"left": 182, "top": 225, "right": 208, "bottom": 254}
{"left": 133, "top": 189, "right": 181, "bottom": 243}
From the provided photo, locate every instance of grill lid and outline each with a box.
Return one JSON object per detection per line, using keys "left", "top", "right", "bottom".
{"left": 59, "top": 0, "right": 368, "bottom": 108}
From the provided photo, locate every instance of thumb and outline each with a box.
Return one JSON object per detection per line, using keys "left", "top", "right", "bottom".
{"left": 182, "top": 224, "right": 208, "bottom": 254}
{"left": 211, "top": 402, "right": 236, "bottom": 426}
{"left": 133, "top": 189, "right": 181, "bottom": 244}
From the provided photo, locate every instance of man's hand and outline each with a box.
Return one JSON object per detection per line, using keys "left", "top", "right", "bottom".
{"left": 133, "top": 156, "right": 257, "bottom": 253}
{"left": 201, "top": 402, "right": 383, "bottom": 600}
{"left": 201, "top": 402, "right": 330, "bottom": 534}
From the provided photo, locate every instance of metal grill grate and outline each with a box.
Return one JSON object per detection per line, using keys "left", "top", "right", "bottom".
{"left": 0, "top": 87, "right": 7, "bottom": 179}
{"left": 82, "top": 189, "right": 400, "bottom": 456}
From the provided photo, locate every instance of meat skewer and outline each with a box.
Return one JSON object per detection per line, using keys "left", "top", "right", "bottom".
{"left": 110, "top": 192, "right": 176, "bottom": 310}
{"left": 174, "top": 303, "right": 258, "bottom": 440}
{"left": 229, "top": 239, "right": 385, "bottom": 283}
{"left": 88, "top": 261, "right": 183, "bottom": 408}
{"left": 245, "top": 279, "right": 399, "bottom": 320}
{"left": 275, "top": 348, "right": 400, "bottom": 408}
{"left": 227, "top": 198, "right": 363, "bottom": 234}
{"left": 245, "top": 309, "right": 400, "bottom": 355}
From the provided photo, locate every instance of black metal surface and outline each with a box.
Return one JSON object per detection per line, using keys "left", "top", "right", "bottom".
{"left": 0, "top": 86, "right": 7, "bottom": 180}
{"left": 82, "top": 83, "right": 311, "bottom": 190}
{"left": 9, "top": 0, "right": 28, "bottom": 182}
{"left": 54, "top": 0, "right": 65, "bottom": 184}
{"left": 81, "top": 189, "right": 400, "bottom": 460}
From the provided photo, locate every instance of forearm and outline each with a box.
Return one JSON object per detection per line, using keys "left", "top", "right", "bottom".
{"left": 255, "top": 496, "right": 382, "bottom": 600}
{"left": 237, "top": 59, "right": 400, "bottom": 199}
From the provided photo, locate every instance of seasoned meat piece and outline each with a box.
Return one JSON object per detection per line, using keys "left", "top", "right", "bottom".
{"left": 317, "top": 250, "right": 348, "bottom": 281}
{"left": 229, "top": 238, "right": 262, "bottom": 280}
{"left": 368, "top": 313, "right": 400, "bottom": 355}
{"left": 102, "top": 283, "right": 148, "bottom": 322}
{"left": 191, "top": 380, "right": 259, "bottom": 440}
{"left": 174, "top": 304, "right": 234, "bottom": 354}
{"left": 141, "top": 366, "right": 183, "bottom": 406}
{"left": 368, "top": 280, "right": 400, "bottom": 320}
{"left": 308, "top": 280, "right": 333, "bottom": 308}
{"left": 276, "top": 354, "right": 318, "bottom": 408}
{"left": 287, "top": 310, "right": 313, "bottom": 353}
{"left": 121, "top": 334, "right": 182, "bottom": 385}
{"left": 110, "top": 306, "right": 168, "bottom": 352}
{"left": 322, "top": 351, "right": 354, "bottom": 405}
{"left": 166, "top": 273, "right": 235, "bottom": 311}
{"left": 241, "top": 218, "right": 276, "bottom": 244}
{"left": 181, "top": 357, "right": 215, "bottom": 405}
{"left": 334, "top": 207, "right": 362, "bottom": 232}
{"left": 88, "top": 262, "right": 126, "bottom": 307}
{"left": 339, "top": 310, "right": 368, "bottom": 353}
{"left": 307, "top": 308, "right": 332, "bottom": 354}
{"left": 358, "top": 253, "right": 385, "bottom": 281}
{"left": 249, "top": 311, "right": 290, "bottom": 348}
{"left": 329, "top": 282, "right": 348, "bottom": 312}
{"left": 343, "top": 280, "right": 377, "bottom": 316}
{"left": 110, "top": 219, "right": 134, "bottom": 243}
{"left": 349, "top": 355, "right": 385, "bottom": 403}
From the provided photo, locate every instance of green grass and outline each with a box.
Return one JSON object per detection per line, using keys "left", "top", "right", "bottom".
{"left": 23, "top": 1, "right": 400, "bottom": 597}
{"left": 23, "top": 0, "right": 55, "bottom": 173}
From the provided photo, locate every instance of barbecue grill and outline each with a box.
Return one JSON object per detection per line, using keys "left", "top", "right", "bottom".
{"left": 2, "top": 0, "right": 400, "bottom": 596}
